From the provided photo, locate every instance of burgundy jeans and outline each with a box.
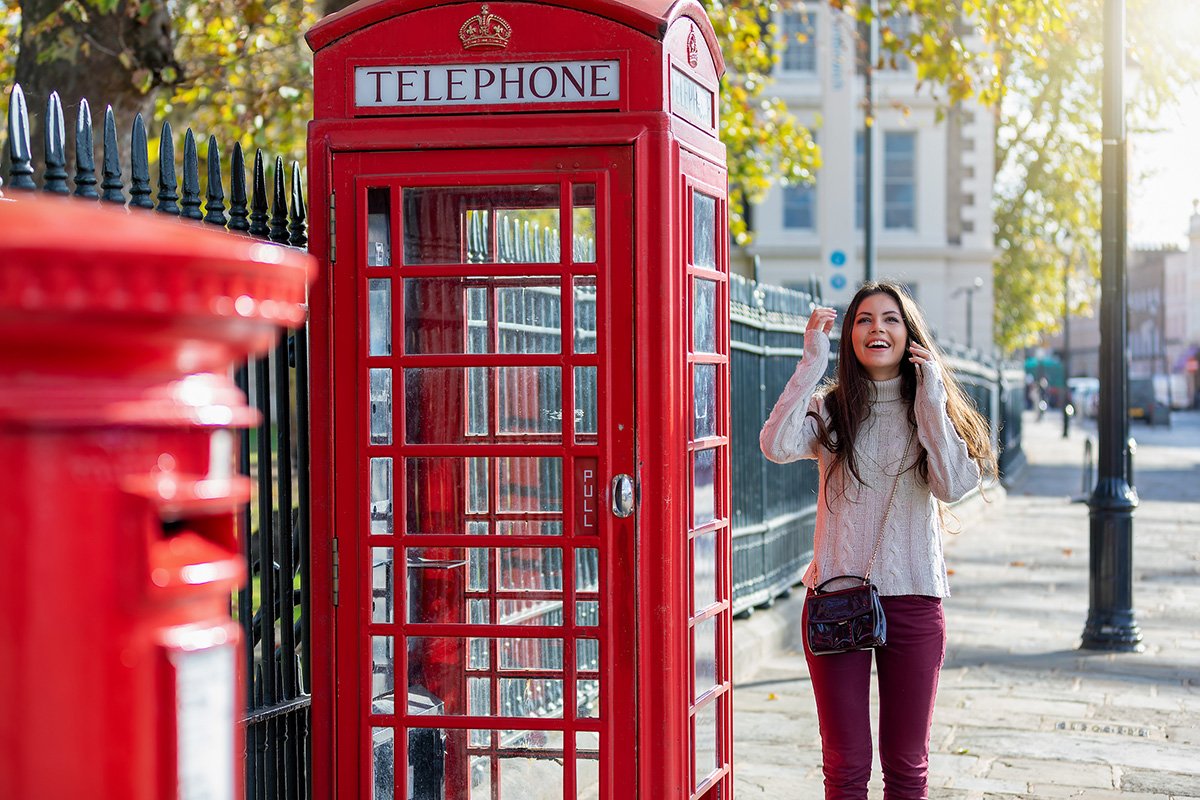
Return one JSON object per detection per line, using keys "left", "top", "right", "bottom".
{"left": 803, "top": 593, "right": 946, "bottom": 800}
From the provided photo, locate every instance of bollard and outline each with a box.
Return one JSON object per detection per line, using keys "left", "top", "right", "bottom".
{"left": 0, "top": 196, "right": 313, "bottom": 800}
{"left": 1127, "top": 436, "right": 1137, "bottom": 489}
{"left": 1082, "top": 437, "right": 1095, "bottom": 497}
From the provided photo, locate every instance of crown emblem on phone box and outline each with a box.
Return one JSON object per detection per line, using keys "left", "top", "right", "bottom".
{"left": 460, "top": 4, "right": 512, "bottom": 50}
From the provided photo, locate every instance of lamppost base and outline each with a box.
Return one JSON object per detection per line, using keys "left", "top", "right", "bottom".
{"left": 1080, "top": 614, "right": 1144, "bottom": 652}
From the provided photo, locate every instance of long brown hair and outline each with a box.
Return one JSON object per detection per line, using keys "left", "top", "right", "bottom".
{"left": 807, "top": 282, "right": 997, "bottom": 493}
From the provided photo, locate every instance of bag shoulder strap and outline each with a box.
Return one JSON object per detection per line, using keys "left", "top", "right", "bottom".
{"left": 862, "top": 429, "right": 915, "bottom": 582}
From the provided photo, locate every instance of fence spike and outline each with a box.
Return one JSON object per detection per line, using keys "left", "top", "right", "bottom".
{"left": 288, "top": 162, "right": 307, "bottom": 248}
{"left": 269, "top": 155, "right": 289, "bottom": 244}
{"left": 204, "top": 135, "right": 228, "bottom": 227}
{"left": 100, "top": 106, "right": 125, "bottom": 204}
{"left": 249, "top": 149, "right": 269, "bottom": 238}
{"left": 43, "top": 92, "right": 69, "bottom": 193}
{"left": 129, "top": 114, "right": 153, "bottom": 209}
{"left": 5, "top": 84, "right": 35, "bottom": 190}
{"left": 72, "top": 98, "right": 98, "bottom": 199}
{"left": 180, "top": 128, "right": 202, "bottom": 220}
{"left": 156, "top": 121, "right": 179, "bottom": 214}
{"left": 228, "top": 142, "right": 250, "bottom": 232}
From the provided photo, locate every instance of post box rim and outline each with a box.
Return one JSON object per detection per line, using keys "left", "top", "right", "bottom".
{"left": 0, "top": 195, "right": 314, "bottom": 331}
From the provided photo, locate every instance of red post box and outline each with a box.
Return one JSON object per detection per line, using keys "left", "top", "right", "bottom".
{"left": 306, "top": 2, "right": 730, "bottom": 798}
{"left": 0, "top": 196, "right": 313, "bottom": 800}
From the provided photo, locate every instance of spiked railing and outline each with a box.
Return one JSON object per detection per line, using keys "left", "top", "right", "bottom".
{"left": 3, "top": 83, "right": 313, "bottom": 800}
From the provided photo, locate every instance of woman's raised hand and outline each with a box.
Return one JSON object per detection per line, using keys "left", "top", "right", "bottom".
{"left": 908, "top": 342, "right": 935, "bottom": 366}
{"left": 805, "top": 306, "right": 837, "bottom": 336}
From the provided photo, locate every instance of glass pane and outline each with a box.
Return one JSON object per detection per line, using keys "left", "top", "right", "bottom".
{"left": 372, "top": 547, "right": 394, "bottom": 624}
{"left": 403, "top": 185, "right": 561, "bottom": 265}
{"left": 577, "top": 679, "right": 599, "bottom": 719}
{"left": 499, "top": 547, "right": 564, "bottom": 590}
{"left": 500, "top": 756, "right": 562, "bottom": 799}
{"left": 405, "top": 368, "right": 563, "bottom": 443}
{"left": 693, "top": 192, "right": 716, "bottom": 270}
{"left": 575, "top": 548, "right": 599, "bottom": 593}
{"left": 369, "top": 368, "right": 392, "bottom": 445}
{"left": 368, "top": 279, "right": 392, "bottom": 356}
{"left": 407, "top": 637, "right": 563, "bottom": 716}
{"left": 469, "top": 677, "right": 491, "bottom": 716}
{"left": 405, "top": 727, "right": 448, "bottom": 799}
{"left": 694, "top": 364, "right": 716, "bottom": 439}
{"left": 577, "top": 733, "right": 601, "bottom": 799}
{"left": 500, "top": 678, "right": 564, "bottom": 717}
{"left": 573, "top": 277, "right": 597, "bottom": 354}
{"left": 498, "top": 367, "right": 563, "bottom": 435}
{"left": 371, "top": 727, "right": 393, "bottom": 800}
{"left": 694, "top": 532, "right": 716, "bottom": 613}
{"left": 407, "top": 548, "right": 564, "bottom": 625}
{"left": 496, "top": 520, "right": 563, "bottom": 536}
{"left": 694, "top": 616, "right": 717, "bottom": 701}
{"left": 470, "top": 754, "right": 491, "bottom": 800}
{"left": 694, "top": 700, "right": 720, "bottom": 789}
{"left": 370, "top": 458, "right": 393, "bottom": 534}
{"left": 500, "top": 637, "right": 564, "bottom": 671}
{"left": 577, "top": 638, "right": 600, "bottom": 673}
{"left": 694, "top": 279, "right": 717, "bottom": 354}
{"left": 367, "top": 188, "right": 391, "bottom": 267}
{"left": 498, "top": 457, "right": 562, "bottom": 512}
{"left": 693, "top": 448, "right": 716, "bottom": 527}
{"left": 575, "top": 600, "right": 599, "bottom": 626}
{"left": 499, "top": 730, "right": 565, "bottom": 750}
{"left": 404, "top": 278, "right": 561, "bottom": 354}
{"left": 573, "top": 183, "right": 597, "bottom": 263}
{"left": 498, "top": 601, "right": 565, "bottom": 626}
{"left": 405, "top": 457, "right": 489, "bottom": 534}
{"left": 497, "top": 284, "right": 562, "bottom": 354}
{"left": 575, "top": 366, "right": 597, "bottom": 440}
{"left": 372, "top": 635, "right": 394, "bottom": 701}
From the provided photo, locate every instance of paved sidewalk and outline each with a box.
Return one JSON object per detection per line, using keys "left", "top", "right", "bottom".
{"left": 733, "top": 410, "right": 1200, "bottom": 799}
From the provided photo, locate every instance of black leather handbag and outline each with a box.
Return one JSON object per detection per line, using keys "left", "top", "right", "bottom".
{"left": 804, "top": 432, "right": 913, "bottom": 656}
{"left": 805, "top": 576, "right": 888, "bottom": 655}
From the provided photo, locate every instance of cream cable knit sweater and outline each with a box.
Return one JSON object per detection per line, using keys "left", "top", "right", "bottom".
{"left": 759, "top": 330, "right": 982, "bottom": 597}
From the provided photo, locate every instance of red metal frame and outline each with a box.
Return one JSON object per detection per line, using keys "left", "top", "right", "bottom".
{"left": 306, "top": 3, "right": 728, "bottom": 798}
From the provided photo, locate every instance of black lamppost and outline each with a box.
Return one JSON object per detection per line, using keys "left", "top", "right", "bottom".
{"left": 1082, "top": 0, "right": 1142, "bottom": 652}
{"left": 863, "top": 0, "right": 878, "bottom": 283}
{"left": 952, "top": 277, "right": 984, "bottom": 350}
{"left": 1062, "top": 245, "right": 1073, "bottom": 439}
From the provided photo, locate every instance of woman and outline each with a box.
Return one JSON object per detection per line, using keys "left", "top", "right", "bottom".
{"left": 759, "top": 282, "right": 996, "bottom": 800}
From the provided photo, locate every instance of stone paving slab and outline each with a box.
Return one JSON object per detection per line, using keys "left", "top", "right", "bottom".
{"left": 733, "top": 411, "right": 1200, "bottom": 799}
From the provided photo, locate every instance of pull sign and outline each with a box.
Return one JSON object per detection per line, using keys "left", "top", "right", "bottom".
{"left": 611, "top": 474, "right": 635, "bottom": 518}
{"left": 574, "top": 458, "right": 598, "bottom": 534}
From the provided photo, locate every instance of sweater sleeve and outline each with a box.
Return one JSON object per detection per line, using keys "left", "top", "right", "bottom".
{"left": 759, "top": 330, "right": 830, "bottom": 463}
{"left": 914, "top": 361, "right": 982, "bottom": 502}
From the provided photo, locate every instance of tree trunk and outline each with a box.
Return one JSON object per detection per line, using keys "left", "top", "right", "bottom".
{"left": 13, "top": 0, "right": 177, "bottom": 181}
{"left": 322, "top": 0, "right": 358, "bottom": 17}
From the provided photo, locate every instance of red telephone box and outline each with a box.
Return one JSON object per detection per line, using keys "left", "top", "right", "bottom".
{"left": 306, "top": 3, "right": 730, "bottom": 798}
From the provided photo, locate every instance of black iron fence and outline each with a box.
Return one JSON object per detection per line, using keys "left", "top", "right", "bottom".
{"left": 3, "top": 83, "right": 312, "bottom": 800}
{"left": 728, "top": 275, "right": 1025, "bottom": 616}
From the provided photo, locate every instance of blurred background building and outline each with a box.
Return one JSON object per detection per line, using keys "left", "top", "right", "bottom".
{"left": 732, "top": 2, "right": 996, "bottom": 354}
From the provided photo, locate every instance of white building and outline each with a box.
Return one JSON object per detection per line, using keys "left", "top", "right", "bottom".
{"left": 737, "top": 3, "right": 996, "bottom": 353}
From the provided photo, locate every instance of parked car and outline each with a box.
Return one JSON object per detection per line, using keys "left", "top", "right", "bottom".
{"left": 1129, "top": 377, "right": 1171, "bottom": 426}
{"left": 1067, "top": 377, "right": 1100, "bottom": 419}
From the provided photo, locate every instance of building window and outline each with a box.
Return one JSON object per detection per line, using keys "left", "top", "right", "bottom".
{"left": 882, "top": 15, "right": 913, "bottom": 72}
{"left": 780, "top": 9, "right": 817, "bottom": 74}
{"left": 884, "top": 132, "right": 916, "bottom": 230}
{"left": 783, "top": 183, "right": 816, "bottom": 230}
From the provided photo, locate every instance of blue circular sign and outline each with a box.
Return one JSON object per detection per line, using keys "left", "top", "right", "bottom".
{"left": 830, "top": 250, "right": 846, "bottom": 267}
{"left": 830, "top": 274, "right": 848, "bottom": 290}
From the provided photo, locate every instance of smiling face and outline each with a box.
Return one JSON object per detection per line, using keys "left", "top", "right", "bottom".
{"left": 851, "top": 292, "right": 909, "bottom": 381}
